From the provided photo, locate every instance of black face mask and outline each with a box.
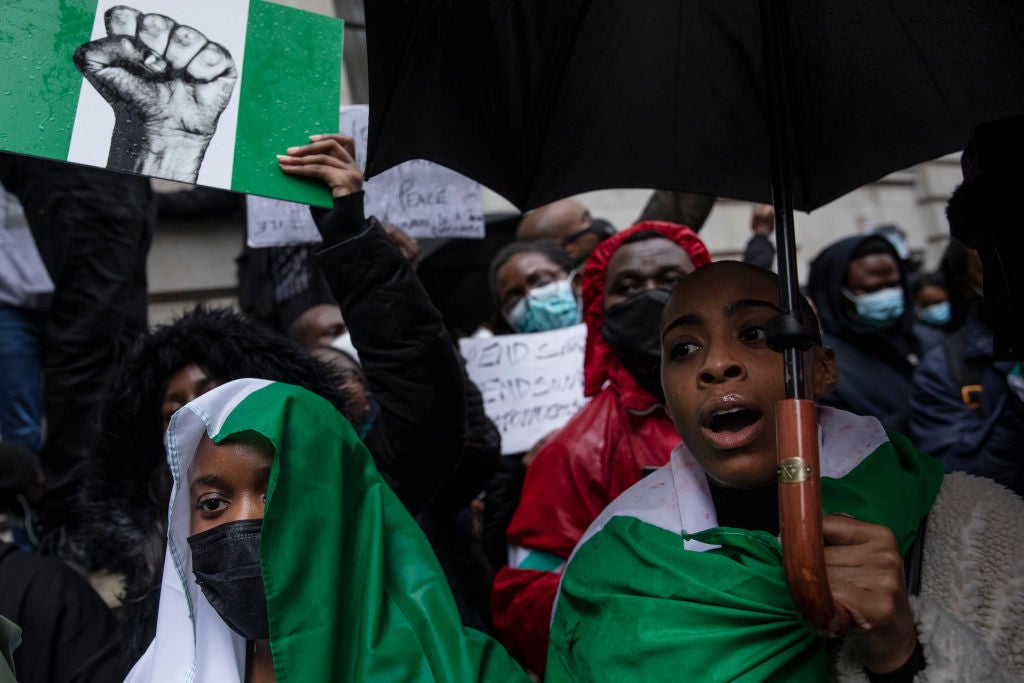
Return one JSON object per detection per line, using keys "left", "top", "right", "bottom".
{"left": 601, "top": 288, "right": 671, "bottom": 401}
{"left": 188, "top": 518, "right": 270, "bottom": 641}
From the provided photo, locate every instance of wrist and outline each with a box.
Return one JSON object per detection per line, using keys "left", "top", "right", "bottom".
{"left": 109, "top": 119, "right": 211, "bottom": 183}
{"left": 865, "top": 640, "right": 925, "bottom": 683}
{"left": 857, "top": 627, "right": 919, "bottom": 675}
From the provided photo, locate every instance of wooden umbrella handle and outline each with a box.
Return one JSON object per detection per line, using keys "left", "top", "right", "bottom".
{"left": 776, "top": 398, "right": 852, "bottom": 637}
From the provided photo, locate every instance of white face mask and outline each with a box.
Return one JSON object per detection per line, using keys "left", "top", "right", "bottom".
{"left": 330, "top": 332, "right": 360, "bottom": 364}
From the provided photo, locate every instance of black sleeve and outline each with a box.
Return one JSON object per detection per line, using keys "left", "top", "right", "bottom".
{"left": 313, "top": 192, "right": 466, "bottom": 515}
{"left": 865, "top": 641, "right": 925, "bottom": 683}
{"left": 742, "top": 233, "right": 776, "bottom": 270}
{"left": 432, "top": 375, "right": 501, "bottom": 517}
{"left": 156, "top": 186, "right": 243, "bottom": 221}
{"left": 0, "top": 549, "right": 125, "bottom": 683}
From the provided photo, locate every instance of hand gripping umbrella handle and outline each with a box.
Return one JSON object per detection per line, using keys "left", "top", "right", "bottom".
{"left": 776, "top": 398, "right": 853, "bottom": 637}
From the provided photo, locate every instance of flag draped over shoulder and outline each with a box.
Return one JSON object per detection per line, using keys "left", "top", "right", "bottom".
{"left": 127, "top": 379, "right": 528, "bottom": 682}
{"left": 546, "top": 408, "right": 945, "bottom": 683}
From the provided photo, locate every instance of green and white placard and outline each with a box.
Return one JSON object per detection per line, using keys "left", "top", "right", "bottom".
{"left": 1, "top": 0, "right": 342, "bottom": 207}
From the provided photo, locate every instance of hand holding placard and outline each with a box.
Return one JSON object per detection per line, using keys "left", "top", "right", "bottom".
{"left": 277, "top": 134, "right": 364, "bottom": 198}
{"left": 73, "top": 5, "right": 237, "bottom": 182}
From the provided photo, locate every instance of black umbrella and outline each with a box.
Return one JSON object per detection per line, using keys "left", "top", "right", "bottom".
{"left": 363, "top": 0, "right": 1024, "bottom": 635}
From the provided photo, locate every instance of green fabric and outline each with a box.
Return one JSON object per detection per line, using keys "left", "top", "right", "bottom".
{"left": 210, "top": 382, "right": 527, "bottom": 682}
{"left": 548, "top": 435, "right": 946, "bottom": 683}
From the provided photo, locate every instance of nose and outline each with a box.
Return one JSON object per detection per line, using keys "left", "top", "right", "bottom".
{"left": 228, "top": 493, "right": 266, "bottom": 523}
{"left": 698, "top": 349, "right": 745, "bottom": 385}
{"left": 641, "top": 278, "right": 662, "bottom": 292}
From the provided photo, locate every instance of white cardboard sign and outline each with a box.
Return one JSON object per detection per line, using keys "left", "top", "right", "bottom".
{"left": 459, "top": 324, "right": 589, "bottom": 455}
{"left": 245, "top": 195, "right": 321, "bottom": 248}
{"left": 340, "top": 104, "right": 484, "bottom": 240}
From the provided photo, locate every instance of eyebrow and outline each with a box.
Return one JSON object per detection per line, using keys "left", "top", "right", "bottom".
{"left": 189, "top": 463, "right": 272, "bottom": 491}
{"left": 724, "top": 299, "right": 780, "bottom": 316}
{"left": 660, "top": 299, "right": 780, "bottom": 341}
{"left": 190, "top": 474, "right": 229, "bottom": 491}
{"left": 661, "top": 312, "right": 704, "bottom": 341}
{"left": 612, "top": 264, "right": 684, "bottom": 281}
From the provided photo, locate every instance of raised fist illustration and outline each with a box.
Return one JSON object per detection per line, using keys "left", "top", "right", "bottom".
{"left": 74, "top": 6, "right": 237, "bottom": 183}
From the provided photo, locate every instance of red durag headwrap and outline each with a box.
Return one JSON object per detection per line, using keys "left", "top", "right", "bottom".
{"left": 579, "top": 221, "right": 711, "bottom": 410}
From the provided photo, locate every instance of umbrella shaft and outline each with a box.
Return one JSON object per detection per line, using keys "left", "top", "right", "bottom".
{"left": 761, "top": 0, "right": 803, "bottom": 400}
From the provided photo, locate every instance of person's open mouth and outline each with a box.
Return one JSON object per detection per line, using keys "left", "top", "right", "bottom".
{"left": 700, "top": 404, "right": 765, "bottom": 451}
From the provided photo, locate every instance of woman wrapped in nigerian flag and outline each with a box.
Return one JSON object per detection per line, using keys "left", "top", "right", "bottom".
{"left": 547, "top": 262, "right": 1024, "bottom": 682}
{"left": 125, "top": 378, "right": 529, "bottom": 682}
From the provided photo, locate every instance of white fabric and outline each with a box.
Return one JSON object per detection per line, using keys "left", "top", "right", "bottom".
{"left": 0, "top": 191, "right": 53, "bottom": 309}
{"left": 125, "top": 379, "right": 272, "bottom": 683}
{"left": 330, "top": 331, "right": 360, "bottom": 364}
{"left": 571, "top": 407, "right": 887, "bottom": 555}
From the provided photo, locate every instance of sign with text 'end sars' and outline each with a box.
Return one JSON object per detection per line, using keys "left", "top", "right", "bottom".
{"left": 1, "top": 0, "right": 342, "bottom": 207}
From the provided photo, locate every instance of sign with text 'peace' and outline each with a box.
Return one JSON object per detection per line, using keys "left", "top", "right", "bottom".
{"left": 460, "top": 324, "right": 589, "bottom": 455}
{"left": 245, "top": 106, "right": 486, "bottom": 246}
{"left": 1, "top": 0, "right": 342, "bottom": 207}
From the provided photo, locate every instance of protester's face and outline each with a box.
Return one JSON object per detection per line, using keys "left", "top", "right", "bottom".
{"left": 660, "top": 263, "right": 837, "bottom": 489}
{"left": 495, "top": 252, "right": 569, "bottom": 306}
{"left": 290, "top": 304, "right": 347, "bottom": 349}
{"left": 188, "top": 436, "right": 272, "bottom": 535}
{"left": 163, "top": 363, "right": 221, "bottom": 432}
{"left": 844, "top": 253, "right": 900, "bottom": 297}
{"left": 517, "top": 199, "right": 591, "bottom": 242}
{"left": 604, "top": 238, "right": 696, "bottom": 309}
{"left": 310, "top": 346, "right": 373, "bottom": 427}
{"left": 916, "top": 284, "right": 949, "bottom": 309}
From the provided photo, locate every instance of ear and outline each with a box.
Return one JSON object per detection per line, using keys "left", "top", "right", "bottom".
{"left": 811, "top": 346, "right": 839, "bottom": 398}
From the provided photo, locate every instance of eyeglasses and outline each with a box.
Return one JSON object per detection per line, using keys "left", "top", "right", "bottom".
{"left": 560, "top": 225, "right": 599, "bottom": 246}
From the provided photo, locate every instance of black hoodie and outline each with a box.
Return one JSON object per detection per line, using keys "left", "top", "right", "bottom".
{"left": 806, "top": 235, "right": 921, "bottom": 433}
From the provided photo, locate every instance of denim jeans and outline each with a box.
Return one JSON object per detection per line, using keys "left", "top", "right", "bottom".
{"left": 0, "top": 306, "right": 46, "bottom": 453}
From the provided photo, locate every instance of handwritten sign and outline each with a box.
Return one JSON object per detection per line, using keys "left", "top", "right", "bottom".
{"left": 340, "top": 105, "right": 485, "bottom": 239}
{"left": 245, "top": 195, "right": 320, "bottom": 248}
{"left": 460, "top": 324, "right": 589, "bottom": 455}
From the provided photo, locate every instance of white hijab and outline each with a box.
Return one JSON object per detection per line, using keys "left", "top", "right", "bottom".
{"left": 125, "top": 379, "right": 273, "bottom": 683}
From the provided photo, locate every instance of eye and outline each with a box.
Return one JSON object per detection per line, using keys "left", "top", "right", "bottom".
{"left": 614, "top": 278, "right": 641, "bottom": 296}
{"left": 668, "top": 340, "right": 700, "bottom": 360}
{"left": 739, "top": 326, "right": 767, "bottom": 343}
{"left": 657, "top": 271, "right": 683, "bottom": 288}
{"left": 196, "top": 494, "right": 228, "bottom": 518}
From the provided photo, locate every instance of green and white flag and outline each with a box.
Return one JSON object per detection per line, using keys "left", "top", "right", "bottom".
{"left": 1, "top": 0, "right": 341, "bottom": 207}
{"left": 128, "top": 378, "right": 529, "bottom": 682}
{"left": 547, "top": 407, "right": 946, "bottom": 682}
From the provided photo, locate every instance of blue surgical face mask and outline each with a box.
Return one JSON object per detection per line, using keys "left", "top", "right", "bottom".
{"left": 504, "top": 279, "right": 581, "bottom": 333}
{"left": 917, "top": 301, "right": 951, "bottom": 326}
{"left": 845, "top": 286, "right": 905, "bottom": 328}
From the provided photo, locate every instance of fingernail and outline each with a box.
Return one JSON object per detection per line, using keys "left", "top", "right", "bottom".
{"left": 276, "top": 155, "right": 291, "bottom": 161}
{"left": 310, "top": 134, "right": 323, "bottom": 140}
{"left": 285, "top": 147, "right": 300, "bottom": 154}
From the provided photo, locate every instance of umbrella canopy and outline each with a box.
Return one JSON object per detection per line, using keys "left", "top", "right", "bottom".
{"left": 365, "top": 0, "right": 1024, "bottom": 213}
{"left": 363, "top": 0, "right": 1024, "bottom": 639}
